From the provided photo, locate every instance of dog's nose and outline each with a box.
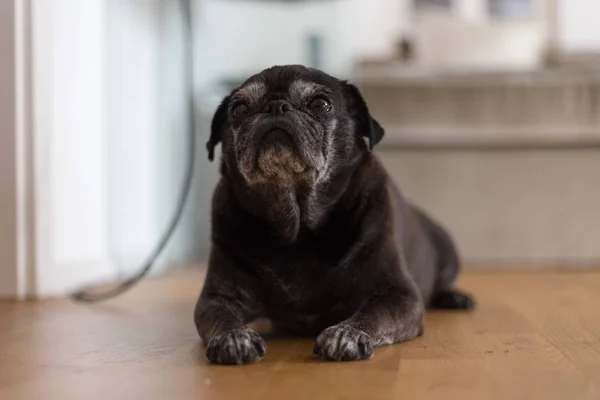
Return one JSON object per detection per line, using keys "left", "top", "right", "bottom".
{"left": 263, "top": 100, "right": 292, "bottom": 116}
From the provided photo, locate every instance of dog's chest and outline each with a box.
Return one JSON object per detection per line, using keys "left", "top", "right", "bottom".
{"left": 231, "top": 209, "right": 365, "bottom": 329}
{"left": 255, "top": 249, "right": 362, "bottom": 332}
{"left": 259, "top": 253, "right": 330, "bottom": 305}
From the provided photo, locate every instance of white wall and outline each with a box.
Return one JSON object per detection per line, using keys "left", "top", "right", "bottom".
{"left": 30, "top": 0, "right": 115, "bottom": 295}
{"left": 106, "top": 0, "right": 162, "bottom": 270}
{"left": 194, "top": 0, "right": 343, "bottom": 90}
{"left": 46, "top": 1, "right": 109, "bottom": 267}
{"left": 3, "top": 0, "right": 121, "bottom": 298}
{"left": 557, "top": 0, "right": 600, "bottom": 52}
{"left": 107, "top": 0, "right": 206, "bottom": 273}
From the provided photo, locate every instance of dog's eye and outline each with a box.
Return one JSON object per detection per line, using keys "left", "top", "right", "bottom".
{"left": 309, "top": 98, "right": 332, "bottom": 114}
{"left": 232, "top": 103, "right": 249, "bottom": 117}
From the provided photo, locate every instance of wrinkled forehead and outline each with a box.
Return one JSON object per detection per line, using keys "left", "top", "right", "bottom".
{"left": 232, "top": 68, "right": 336, "bottom": 104}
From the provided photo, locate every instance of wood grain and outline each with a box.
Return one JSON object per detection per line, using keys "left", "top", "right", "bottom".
{"left": 1, "top": 267, "right": 599, "bottom": 400}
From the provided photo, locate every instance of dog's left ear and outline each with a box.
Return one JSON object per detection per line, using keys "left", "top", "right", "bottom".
{"left": 206, "top": 95, "right": 231, "bottom": 162}
{"left": 343, "top": 82, "right": 385, "bottom": 150}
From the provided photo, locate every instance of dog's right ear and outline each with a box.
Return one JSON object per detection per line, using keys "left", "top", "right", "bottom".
{"left": 206, "top": 96, "right": 231, "bottom": 162}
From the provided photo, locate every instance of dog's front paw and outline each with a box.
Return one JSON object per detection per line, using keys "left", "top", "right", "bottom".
{"left": 313, "top": 324, "right": 374, "bottom": 361}
{"left": 206, "top": 328, "right": 267, "bottom": 365}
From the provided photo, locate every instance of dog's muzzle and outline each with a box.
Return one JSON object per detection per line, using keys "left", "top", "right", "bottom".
{"left": 261, "top": 128, "right": 294, "bottom": 150}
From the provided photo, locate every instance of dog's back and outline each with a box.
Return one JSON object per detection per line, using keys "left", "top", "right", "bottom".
{"left": 383, "top": 156, "right": 473, "bottom": 309}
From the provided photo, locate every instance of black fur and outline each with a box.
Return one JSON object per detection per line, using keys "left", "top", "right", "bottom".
{"left": 195, "top": 65, "right": 474, "bottom": 365}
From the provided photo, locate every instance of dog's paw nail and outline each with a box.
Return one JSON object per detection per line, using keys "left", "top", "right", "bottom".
{"left": 205, "top": 328, "right": 266, "bottom": 365}
{"left": 314, "top": 324, "right": 373, "bottom": 362}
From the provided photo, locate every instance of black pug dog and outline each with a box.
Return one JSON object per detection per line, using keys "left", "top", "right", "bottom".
{"left": 195, "top": 65, "right": 475, "bottom": 365}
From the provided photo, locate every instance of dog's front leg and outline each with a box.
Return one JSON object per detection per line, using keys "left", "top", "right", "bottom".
{"left": 195, "top": 249, "right": 265, "bottom": 365}
{"left": 195, "top": 296, "right": 266, "bottom": 365}
{"left": 313, "top": 286, "right": 424, "bottom": 361}
{"left": 313, "top": 245, "right": 425, "bottom": 362}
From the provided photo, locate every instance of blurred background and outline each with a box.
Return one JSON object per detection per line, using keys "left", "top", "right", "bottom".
{"left": 1, "top": 0, "right": 600, "bottom": 299}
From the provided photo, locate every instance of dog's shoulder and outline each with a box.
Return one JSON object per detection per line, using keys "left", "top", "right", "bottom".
{"left": 343, "top": 153, "right": 395, "bottom": 216}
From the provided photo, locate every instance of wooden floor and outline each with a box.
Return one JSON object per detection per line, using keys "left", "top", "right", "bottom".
{"left": 1, "top": 268, "right": 600, "bottom": 400}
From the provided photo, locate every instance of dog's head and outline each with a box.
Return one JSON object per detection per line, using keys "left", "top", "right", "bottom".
{"left": 207, "top": 65, "right": 384, "bottom": 187}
